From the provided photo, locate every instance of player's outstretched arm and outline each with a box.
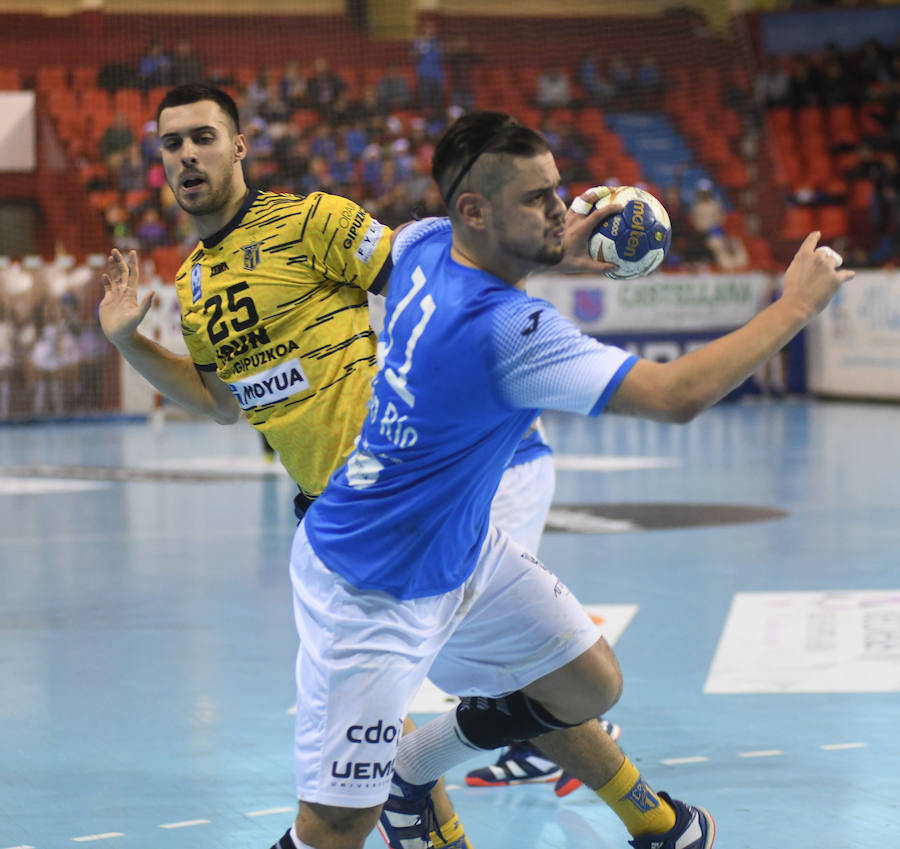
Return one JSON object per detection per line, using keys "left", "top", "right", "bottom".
{"left": 99, "top": 249, "right": 241, "bottom": 424}
{"left": 606, "top": 231, "right": 854, "bottom": 423}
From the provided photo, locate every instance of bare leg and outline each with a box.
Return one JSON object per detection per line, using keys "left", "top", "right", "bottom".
{"left": 293, "top": 801, "right": 381, "bottom": 849}
{"left": 531, "top": 718, "right": 626, "bottom": 789}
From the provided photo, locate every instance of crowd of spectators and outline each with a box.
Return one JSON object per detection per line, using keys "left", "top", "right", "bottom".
{"left": 73, "top": 27, "right": 900, "bottom": 279}
{"left": 756, "top": 36, "right": 899, "bottom": 266}
{"left": 0, "top": 258, "right": 111, "bottom": 419}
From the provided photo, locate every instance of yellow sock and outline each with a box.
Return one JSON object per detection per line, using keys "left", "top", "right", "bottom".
{"left": 430, "top": 814, "right": 472, "bottom": 849}
{"left": 595, "top": 757, "right": 676, "bottom": 837}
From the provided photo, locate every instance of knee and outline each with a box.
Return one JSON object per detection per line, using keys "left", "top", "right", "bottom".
{"left": 524, "top": 638, "right": 623, "bottom": 725}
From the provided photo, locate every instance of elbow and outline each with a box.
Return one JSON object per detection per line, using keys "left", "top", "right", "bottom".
{"left": 668, "top": 403, "right": 703, "bottom": 425}
{"left": 661, "top": 395, "right": 707, "bottom": 424}
{"left": 210, "top": 405, "right": 241, "bottom": 425}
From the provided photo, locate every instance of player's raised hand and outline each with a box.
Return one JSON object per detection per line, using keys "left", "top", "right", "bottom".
{"left": 99, "top": 249, "right": 154, "bottom": 345}
{"left": 559, "top": 187, "right": 622, "bottom": 274}
{"left": 780, "top": 232, "right": 854, "bottom": 321}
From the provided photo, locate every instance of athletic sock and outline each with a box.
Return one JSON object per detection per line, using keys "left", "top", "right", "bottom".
{"left": 595, "top": 757, "right": 677, "bottom": 837}
{"left": 394, "top": 710, "right": 480, "bottom": 786}
{"left": 430, "top": 813, "right": 472, "bottom": 849}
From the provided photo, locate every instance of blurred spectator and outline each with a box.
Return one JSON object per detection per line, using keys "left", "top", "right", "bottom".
{"left": 138, "top": 39, "right": 172, "bottom": 90}
{"left": 259, "top": 77, "right": 292, "bottom": 126}
{"left": 376, "top": 66, "right": 413, "bottom": 113}
{"left": 135, "top": 208, "right": 170, "bottom": 251}
{"left": 689, "top": 179, "right": 748, "bottom": 271}
{"left": 856, "top": 37, "right": 892, "bottom": 92}
{"left": 820, "top": 56, "right": 858, "bottom": 106}
{"left": 411, "top": 22, "right": 445, "bottom": 110}
{"left": 608, "top": 54, "right": 633, "bottom": 103}
{"left": 99, "top": 112, "right": 134, "bottom": 173}
{"left": 308, "top": 124, "right": 337, "bottom": 161}
{"left": 30, "top": 305, "right": 64, "bottom": 417}
{"left": 307, "top": 57, "right": 347, "bottom": 118}
{"left": 170, "top": 39, "right": 204, "bottom": 86}
{"left": 445, "top": 35, "right": 479, "bottom": 111}
{"left": 330, "top": 145, "right": 358, "bottom": 194}
{"left": 578, "top": 51, "right": 615, "bottom": 107}
{"left": 0, "top": 301, "right": 12, "bottom": 417}
{"left": 634, "top": 56, "right": 665, "bottom": 108}
{"left": 139, "top": 120, "right": 161, "bottom": 170}
{"left": 243, "top": 67, "right": 273, "bottom": 122}
{"left": 245, "top": 116, "right": 276, "bottom": 162}
{"left": 281, "top": 60, "right": 308, "bottom": 109}
{"left": 117, "top": 142, "right": 147, "bottom": 192}
{"left": 754, "top": 56, "right": 791, "bottom": 107}
{"left": 870, "top": 151, "right": 900, "bottom": 263}
{"left": 786, "top": 56, "right": 823, "bottom": 108}
{"left": 535, "top": 66, "right": 572, "bottom": 109}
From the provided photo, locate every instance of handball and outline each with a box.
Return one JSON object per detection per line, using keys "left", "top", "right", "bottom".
{"left": 586, "top": 185, "right": 672, "bottom": 280}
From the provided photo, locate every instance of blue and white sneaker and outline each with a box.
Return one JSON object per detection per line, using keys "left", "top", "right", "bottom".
{"left": 377, "top": 773, "right": 439, "bottom": 849}
{"left": 464, "top": 741, "right": 562, "bottom": 787}
{"left": 628, "top": 792, "right": 716, "bottom": 849}
{"left": 554, "top": 718, "right": 622, "bottom": 797}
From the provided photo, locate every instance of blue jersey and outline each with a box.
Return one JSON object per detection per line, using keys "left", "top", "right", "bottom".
{"left": 305, "top": 219, "right": 637, "bottom": 599}
{"left": 509, "top": 424, "right": 551, "bottom": 468}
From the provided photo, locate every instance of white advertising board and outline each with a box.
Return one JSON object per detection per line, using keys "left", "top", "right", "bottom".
{"left": 0, "top": 91, "right": 36, "bottom": 172}
{"left": 806, "top": 270, "right": 900, "bottom": 400}
{"left": 526, "top": 271, "right": 774, "bottom": 334}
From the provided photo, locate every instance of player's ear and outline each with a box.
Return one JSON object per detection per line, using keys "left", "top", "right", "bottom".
{"left": 456, "top": 192, "right": 487, "bottom": 231}
{"left": 233, "top": 133, "right": 248, "bottom": 163}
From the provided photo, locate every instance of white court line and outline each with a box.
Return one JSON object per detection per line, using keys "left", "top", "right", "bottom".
{"left": 660, "top": 756, "right": 709, "bottom": 765}
{"left": 159, "top": 819, "right": 210, "bottom": 829}
{"left": 821, "top": 742, "right": 867, "bottom": 751}
{"left": 71, "top": 835, "right": 124, "bottom": 843}
{"left": 245, "top": 807, "right": 295, "bottom": 817}
{"left": 738, "top": 749, "right": 784, "bottom": 758}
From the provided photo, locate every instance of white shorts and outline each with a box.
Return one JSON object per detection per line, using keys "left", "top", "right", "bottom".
{"left": 490, "top": 453, "right": 555, "bottom": 554}
{"left": 290, "top": 520, "right": 601, "bottom": 807}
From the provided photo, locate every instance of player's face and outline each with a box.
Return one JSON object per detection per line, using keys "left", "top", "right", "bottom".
{"left": 158, "top": 100, "right": 247, "bottom": 218}
{"left": 488, "top": 152, "right": 567, "bottom": 268}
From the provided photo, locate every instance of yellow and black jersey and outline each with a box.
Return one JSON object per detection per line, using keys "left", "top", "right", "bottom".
{"left": 175, "top": 189, "right": 392, "bottom": 498}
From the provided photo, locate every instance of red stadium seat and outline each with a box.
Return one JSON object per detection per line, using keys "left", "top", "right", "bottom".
{"left": 782, "top": 205, "right": 815, "bottom": 241}
{"left": 0, "top": 68, "right": 21, "bottom": 89}
{"left": 816, "top": 205, "right": 848, "bottom": 240}
{"left": 151, "top": 246, "right": 189, "bottom": 283}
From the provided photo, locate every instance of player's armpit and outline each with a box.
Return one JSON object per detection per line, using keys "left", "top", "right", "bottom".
{"left": 198, "top": 366, "right": 241, "bottom": 424}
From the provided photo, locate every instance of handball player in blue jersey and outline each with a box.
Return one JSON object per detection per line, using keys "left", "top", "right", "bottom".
{"left": 272, "top": 111, "right": 852, "bottom": 849}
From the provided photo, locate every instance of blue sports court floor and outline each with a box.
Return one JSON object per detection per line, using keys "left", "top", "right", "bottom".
{"left": 2, "top": 397, "right": 899, "bottom": 849}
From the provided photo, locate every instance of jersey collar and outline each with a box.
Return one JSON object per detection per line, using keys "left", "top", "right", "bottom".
{"left": 201, "top": 188, "right": 260, "bottom": 248}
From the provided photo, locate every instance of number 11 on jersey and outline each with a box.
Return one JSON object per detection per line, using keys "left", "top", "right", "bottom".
{"left": 380, "top": 266, "right": 436, "bottom": 407}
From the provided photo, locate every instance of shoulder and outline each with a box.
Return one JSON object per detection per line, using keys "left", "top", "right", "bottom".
{"left": 391, "top": 217, "right": 451, "bottom": 264}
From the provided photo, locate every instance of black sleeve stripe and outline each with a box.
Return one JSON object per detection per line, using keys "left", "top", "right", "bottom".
{"left": 369, "top": 254, "right": 393, "bottom": 295}
{"left": 194, "top": 362, "right": 218, "bottom": 372}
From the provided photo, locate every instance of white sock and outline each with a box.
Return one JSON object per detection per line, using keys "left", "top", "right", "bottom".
{"left": 394, "top": 709, "right": 481, "bottom": 785}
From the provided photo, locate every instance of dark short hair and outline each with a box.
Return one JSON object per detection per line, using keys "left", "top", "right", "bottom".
{"left": 156, "top": 83, "right": 241, "bottom": 134}
{"left": 432, "top": 111, "right": 549, "bottom": 204}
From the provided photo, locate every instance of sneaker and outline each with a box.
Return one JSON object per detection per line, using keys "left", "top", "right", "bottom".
{"left": 553, "top": 718, "right": 622, "bottom": 797}
{"left": 377, "top": 773, "right": 439, "bottom": 849}
{"left": 464, "top": 741, "right": 562, "bottom": 787}
{"left": 628, "top": 792, "right": 716, "bottom": 849}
